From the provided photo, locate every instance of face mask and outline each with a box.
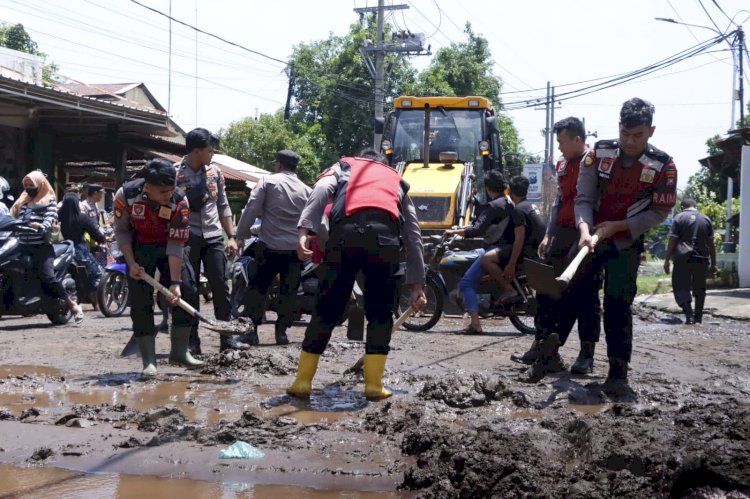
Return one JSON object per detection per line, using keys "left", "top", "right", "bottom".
{"left": 25, "top": 187, "right": 39, "bottom": 198}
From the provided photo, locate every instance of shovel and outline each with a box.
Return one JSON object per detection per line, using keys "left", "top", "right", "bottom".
{"left": 344, "top": 305, "right": 417, "bottom": 374}
{"left": 120, "top": 272, "right": 251, "bottom": 357}
{"left": 524, "top": 230, "right": 602, "bottom": 300}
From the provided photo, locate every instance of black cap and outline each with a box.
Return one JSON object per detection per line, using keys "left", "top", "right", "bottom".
{"left": 87, "top": 183, "right": 103, "bottom": 192}
{"left": 276, "top": 149, "right": 300, "bottom": 169}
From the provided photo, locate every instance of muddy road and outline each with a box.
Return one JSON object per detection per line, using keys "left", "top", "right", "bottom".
{"left": 0, "top": 301, "right": 748, "bottom": 498}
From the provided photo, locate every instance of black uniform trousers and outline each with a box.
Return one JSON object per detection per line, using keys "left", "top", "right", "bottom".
{"left": 20, "top": 243, "right": 67, "bottom": 301}
{"left": 302, "top": 211, "right": 401, "bottom": 355}
{"left": 672, "top": 255, "right": 709, "bottom": 307}
{"left": 186, "top": 234, "right": 231, "bottom": 341}
{"left": 128, "top": 244, "right": 198, "bottom": 338}
{"left": 244, "top": 243, "right": 302, "bottom": 330}
{"left": 588, "top": 239, "right": 641, "bottom": 363}
{"left": 536, "top": 227, "right": 602, "bottom": 345}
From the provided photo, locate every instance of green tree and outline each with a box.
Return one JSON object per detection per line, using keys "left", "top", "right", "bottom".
{"left": 287, "top": 17, "right": 416, "bottom": 167}
{"left": 0, "top": 23, "right": 58, "bottom": 85}
{"left": 401, "top": 24, "right": 532, "bottom": 172}
{"left": 219, "top": 111, "right": 320, "bottom": 184}
{"left": 403, "top": 24, "right": 500, "bottom": 102}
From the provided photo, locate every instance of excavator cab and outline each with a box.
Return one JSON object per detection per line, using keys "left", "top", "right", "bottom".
{"left": 378, "top": 96, "right": 503, "bottom": 234}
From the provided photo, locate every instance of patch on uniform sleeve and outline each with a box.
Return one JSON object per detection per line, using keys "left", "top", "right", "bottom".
{"left": 652, "top": 192, "right": 676, "bottom": 206}
{"left": 169, "top": 227, "right": 190, "bottom": 240}
{"left": 115, "top": 209, "right": 122, "bottom": 218}
{"left": 583, "top": 150, "right": 595, "bottom": 166}
{"left": 115, "top": 197, "right": 126, "bottom": 211}
{"left": 664, "top": 169, "right": 677, "bottom": 187}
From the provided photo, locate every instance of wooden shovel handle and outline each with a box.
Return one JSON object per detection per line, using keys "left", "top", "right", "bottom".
{"left": 140, "top": 272, "right": 209, "bottom": 323}
{"left": 557, "top": 229, "right": 603, "bottom": 284}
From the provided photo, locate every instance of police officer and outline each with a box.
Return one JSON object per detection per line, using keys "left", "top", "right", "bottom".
{"left": 513, "top": 117, "right": 603, "bottom": 376}
{"left": 175, "top": 128, "right": 243, "bottom": 353}
{"left": 113, "top": 158, "right": 203, "bottom": 378}
{"left": 575, "top": 98, "right": 677, "bottom": 396}
{"left": 287, "top": 149, "right": 427, "bottom": 400}
{"left": 81, "top": 184, "right": 105, "bottom": 227}
{"left": 663, "top": 198, "right": 717, "bottom": 324}
{"left": 234, "top": 149, "right": 311, "bottom": 345}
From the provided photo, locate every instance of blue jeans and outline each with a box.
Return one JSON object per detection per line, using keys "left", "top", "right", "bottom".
{"left": 74, "top": 241, "right": 103, "bottom": 289}
{"left": 459, "top": 248, "right": 490, "bottom": 314}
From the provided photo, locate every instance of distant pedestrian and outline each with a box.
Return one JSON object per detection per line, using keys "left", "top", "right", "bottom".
{"left": 663, "top": 198, "right": 717, "bottom": 324}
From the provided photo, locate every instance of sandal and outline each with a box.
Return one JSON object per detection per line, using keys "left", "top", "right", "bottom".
{"left": 73, "top": 309, "right": 85, "bottom": 325}
{"left": 457, "top": 324, "right": 483, "bottom": 335}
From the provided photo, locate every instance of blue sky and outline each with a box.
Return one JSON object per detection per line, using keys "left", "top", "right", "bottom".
{"left": 2, "top": 0, "right": 748, "bottom": 187}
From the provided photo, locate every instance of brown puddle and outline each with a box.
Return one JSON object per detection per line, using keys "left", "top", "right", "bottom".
{"left": 0, "top": 366, "right": 359, "bottom": 427}
{"left": 0, "top": 464, "right": 406, "bottom": 498}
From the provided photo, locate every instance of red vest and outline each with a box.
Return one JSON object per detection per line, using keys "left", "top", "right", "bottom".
{"left": 339, "top": 157, "right": 402, "bottom": 220}
{"left": 555, "top": 156, "right": 581, "bottom": 229}
{"left": 595, "top": 159, "right": 648, "bottom": 240}
{"left": 118, "top": 179, "right": 190, "bottom": 246}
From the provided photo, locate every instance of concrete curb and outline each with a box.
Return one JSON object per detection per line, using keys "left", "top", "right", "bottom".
{"left": 635, "top": 288, "right": 750, "bottom": 322}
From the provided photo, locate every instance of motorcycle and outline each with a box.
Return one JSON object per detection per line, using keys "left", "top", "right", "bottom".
{"left": 397, "top": 235, "right": 538, "bottom": 335}
{"left": 0, "top": 215, "right": 79, "bottom": 325}
{"left": 229, "top": 237, "right": 362, "bottom": 324}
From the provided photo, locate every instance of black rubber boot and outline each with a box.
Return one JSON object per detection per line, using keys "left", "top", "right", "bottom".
{"left": 523, "top": 333, "right": 562, "bottom": 383}
{"left": 275, "top": 323, "right": 289, "bottom": 345}
{"left": 681, "top": 303, "right": 695, "bottom": 325}
{"left": 188, "top": 329, "right": 202, "bottom": 355}
{"left": 601, "top": 358, "right": 635, "bottom": 398}
{"left": 220, "top": 335, "right": 250, "bottom": 351}
{"left": 237, "top": 324, "right": 259, "bottom": 346}
{"left": 694, "top": 295, "right": 705, "bottom": 324}
{"left": 511, "top": 339, "right": 539, "bottom": 365}
{"left": 570, "top": 341, "right": 596, "bottom": 375}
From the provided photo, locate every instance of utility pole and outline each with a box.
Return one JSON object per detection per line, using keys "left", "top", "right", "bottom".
{"left": 374, "top": 0, "right": 385, "bottom": 148}
{"left": 356, "top": 3, "right": 430, "bottom": 149}
{"left": 536, "top": 82, "right": 560, "bottom": 171}
{"left": 284, "top": 64, "right": 294, "bottom": 121}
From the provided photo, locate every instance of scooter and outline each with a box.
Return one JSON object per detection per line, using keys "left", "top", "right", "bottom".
{"left": 0, "top": 215, "right": 79, "bottom": 325}
{"left": 397, "top": 235, "right": 538, "bottom": 335}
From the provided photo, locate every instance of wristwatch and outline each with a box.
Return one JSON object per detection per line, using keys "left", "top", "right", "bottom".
{"left": 170, "top": 280, "right": 182, "bottom": 285}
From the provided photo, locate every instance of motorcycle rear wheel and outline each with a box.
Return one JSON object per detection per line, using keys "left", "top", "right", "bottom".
{"left": 97, "top": 270, "right": 129, "bottom": 317}
{"left": 47, "top": 275, "right": 77, "bottom": 325}
{"left": 399, "top": 274, "right": 443, "bottom": 332}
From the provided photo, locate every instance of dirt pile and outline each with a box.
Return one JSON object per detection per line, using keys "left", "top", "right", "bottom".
{"left": 200, "top": 348, "right": 298, "bottom": 377}
{"left": 399, "top": 402, "right": 750, "bottom": 498}
{"left": 418, "top": 372, "right": 510, "bottom": 408}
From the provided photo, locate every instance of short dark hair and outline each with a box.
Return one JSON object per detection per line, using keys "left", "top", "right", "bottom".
{"left": 509, "top": 175, "right": 530, "bottom": 198}
{"left": 186, "top": 128, "right": 214, "bottom": 153}
{"left": 620, "top": 98, "right": 655, "bottom": 128}
{"left": 484, "top": 169, "right": 506, "bottom": 193}
{"left": 552, "top": 117, "right": 585, "bottom": 141}
{"left": 681, "top": 197, "right": 697, "bottom": 209}
{"left": 276, "top": 149, "right": 300, "bottom": 171}
{"left": 142, "top": 158, "right": 176, "bottom": 186}
{"left": 358, "top": 148, "right": 388, "bottom": 164}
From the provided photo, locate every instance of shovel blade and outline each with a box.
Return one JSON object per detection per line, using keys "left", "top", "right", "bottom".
{"left": 524, "top": 259, "right": 563, "bottom": 299}
{"left": 203, "top": 319, "right": 254, "bottom": 336}
{"left": 120, "top": 334, "right": 140, "bottom": 357}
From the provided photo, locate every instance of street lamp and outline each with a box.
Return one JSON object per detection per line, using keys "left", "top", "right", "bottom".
{"left": 655, "top": 17, "right": 745, "bottom": 253}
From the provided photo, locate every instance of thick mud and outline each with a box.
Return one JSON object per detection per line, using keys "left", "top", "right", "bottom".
{"left": 0, "top": 303, "right": 748, "bottom": 497}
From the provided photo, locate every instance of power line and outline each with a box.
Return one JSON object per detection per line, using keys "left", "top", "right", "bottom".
{"left": 128, "top": 0, "right": 288, "bottom": 66}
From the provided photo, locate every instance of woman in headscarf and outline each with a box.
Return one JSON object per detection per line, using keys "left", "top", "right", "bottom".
{"left": 59, "top": 191, "right": 106, "bottom": 293}
{"left": 10, "top": 170, "right": 84, "bottom": 324}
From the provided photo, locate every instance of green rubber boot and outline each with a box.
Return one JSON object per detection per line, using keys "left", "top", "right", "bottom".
{"left": 137, "top": 335, "right": 157, "bottom": 378}
{"left": 168, "top": 326, "right": 205, "bottom": 369}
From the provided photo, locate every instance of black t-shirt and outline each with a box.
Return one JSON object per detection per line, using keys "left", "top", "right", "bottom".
{"left": 509, "top": 199, "right": 547, "bottom": 258}
{"left": 463, "top": 194, "right": 513, "bottom": 243}
{"left": 670, "top": 208, "right": 713, "bottom": 259}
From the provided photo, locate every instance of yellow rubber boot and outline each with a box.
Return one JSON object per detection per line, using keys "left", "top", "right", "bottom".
{"left": 364, "top": 354, "right": 392, "bottom": 400}
{"left": 286, "top": 351, "right": 321, "bottom": 398}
